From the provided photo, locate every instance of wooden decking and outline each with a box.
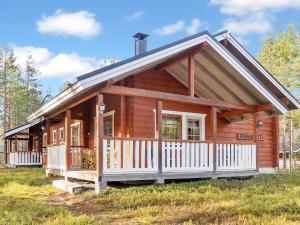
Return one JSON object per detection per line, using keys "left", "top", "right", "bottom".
{"left": 47, "top": 168, "right": 258, "bottom": 183}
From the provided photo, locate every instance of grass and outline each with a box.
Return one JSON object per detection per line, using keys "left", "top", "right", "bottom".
{"left": 0, "top": 168, "right": 300, "bottom": 225}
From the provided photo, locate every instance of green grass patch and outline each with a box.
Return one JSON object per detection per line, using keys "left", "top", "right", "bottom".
{"left": 1, "top": 167, "right": 300, "bottom": 224}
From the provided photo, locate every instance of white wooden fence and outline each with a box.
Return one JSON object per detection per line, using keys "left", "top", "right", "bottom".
{"left": 217, "top": 143, "right": 256, "bottom": 170}
{"left": 47, "top": 145, "right": 66, "bottom": 170}
{"left": 162, "top": 141, "right": 213, "bottom": 172}
{"left": 9, "top": 152, "right": 42, "bottom": 166}
{"left": 103, "top": 138, "right": 158, "bottom": 174}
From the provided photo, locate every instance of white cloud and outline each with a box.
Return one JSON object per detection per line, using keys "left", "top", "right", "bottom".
{"left": 210, "top": 0, "right": 300, "bottom": 16}
{"left": 154, "top": 20, "right": 185, "bottom": 36}
{"left": 37, "top": 9, "right": 101, "bottom": 39}
{"left": 222, "top": 13, "right": 272, "bottom": 36}
{"left": 186, "top": 18, "right": 201, "bottom": 35}
{"left": 13, "top": 45, "right": 115, "bottom": 79}
{"left": 125, "top": 11, "right": 144, "bottom": 21}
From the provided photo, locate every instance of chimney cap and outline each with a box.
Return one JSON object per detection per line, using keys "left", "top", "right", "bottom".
{"left": 133, "top": 32, "right": 149, "bottom": 40}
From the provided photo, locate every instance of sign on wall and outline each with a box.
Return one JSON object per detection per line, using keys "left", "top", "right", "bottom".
{"left": 237, "top": 133, "right": 264, "bottom": 141}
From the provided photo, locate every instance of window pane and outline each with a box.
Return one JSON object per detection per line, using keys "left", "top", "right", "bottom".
{"left": 104, "top": 116, "right": 113, "bottom": 137}
{"left": 162, "top": 114, "right": 181, "bottom": 139}
{"left": 187, "top": 118, "right": 201, "bottom": 140}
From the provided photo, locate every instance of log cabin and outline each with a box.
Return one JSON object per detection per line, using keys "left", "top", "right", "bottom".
{"left": 1, "top": 30, "right": 300, "bottom": 193}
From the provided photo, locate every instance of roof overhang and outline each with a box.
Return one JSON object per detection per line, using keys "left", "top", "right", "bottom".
{"left": 27, "top": 31, "right": 292, "bottom": 122}
{"left": 1, "top": 117, "right": 44, "bottom": 139}
{"left": 215, "top": 31, "right": 300, "bottom": 110}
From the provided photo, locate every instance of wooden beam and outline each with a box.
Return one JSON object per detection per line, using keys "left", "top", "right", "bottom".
{"left": 253, "top": 113, "right": 260, "bottom": 172}
{"left": 96, "top": 93, "right": 104, "bottom": 177}
{"left": 65, "top": 110, "right": 71, "bottom": 171}
{"left": 256, "top": 97, "right": 289, "bottom": 111}
{"left": 102, "top": 85, "right": 256, "bottom": 111}
{"left": 155, "top": 42, "right": 208, "bottom": 71}
{"left": 188, "top": 55, "right": 195, "bottom": 97}
{"left": 218, "top": 109, "right": 254, "bottom": 118}
{"left": 211, "top": 107, "right": 217, "bottom": 173}
{"left": 156, "top": 100, "right": 162, "bottom": 173}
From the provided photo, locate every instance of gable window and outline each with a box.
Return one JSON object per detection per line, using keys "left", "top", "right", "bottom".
{"left": 59, "top": 128, "right": 64, "bottom": 142}
{"left": 52, "top": 130, "right": 57, "bottom": 144}
{"left": 162, "top": 114, "right": 182, "bottom": 139}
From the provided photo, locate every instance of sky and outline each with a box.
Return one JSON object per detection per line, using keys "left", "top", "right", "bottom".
{"left": 0, "top": 0, "right": 300, "bottom": 96}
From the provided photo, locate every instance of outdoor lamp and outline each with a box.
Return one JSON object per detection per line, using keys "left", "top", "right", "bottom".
{"left": 99, "top": 102, "right": 106, "bottom": 114}
{"left": 257, "top": 119, "right": 263, "bottom": 128}
{"left": 41, "top": 124, "right": 46, "bottom": 131}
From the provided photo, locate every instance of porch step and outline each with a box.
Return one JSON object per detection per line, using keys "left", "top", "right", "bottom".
{"left": 52, "top": 179, "right": 93, "bottom": 194}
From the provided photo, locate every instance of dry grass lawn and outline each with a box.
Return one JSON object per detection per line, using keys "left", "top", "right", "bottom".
{"left": 0, "top": 167, "right": 300, "bottom": 224}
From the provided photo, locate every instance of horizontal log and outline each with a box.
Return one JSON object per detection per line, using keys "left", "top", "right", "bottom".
{"left": 102, "top": 85, "right": 256, "bottom": 111}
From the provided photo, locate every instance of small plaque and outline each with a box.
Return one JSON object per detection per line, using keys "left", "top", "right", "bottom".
{"left": 237, "top": 133, "right": 254, "bottom": 140}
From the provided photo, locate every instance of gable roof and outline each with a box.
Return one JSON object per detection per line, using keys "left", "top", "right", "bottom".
{"left": 27, "top": 30, "right": 298, "bottom": 122}
{"left": 215, "top": 30, "right": 300, "bottom": 110}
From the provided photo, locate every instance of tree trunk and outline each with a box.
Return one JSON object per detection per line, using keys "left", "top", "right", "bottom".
{"left": 289, "top": 112, "right": 293, "bottom": 172}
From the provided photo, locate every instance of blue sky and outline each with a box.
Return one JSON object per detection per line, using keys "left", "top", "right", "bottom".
{"left": 0, "top": 0, "right": 300, "bottom": 96}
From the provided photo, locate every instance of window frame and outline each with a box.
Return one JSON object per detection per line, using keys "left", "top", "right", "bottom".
{"left": 59, "top": 127, "right": 64, "bottom": 143}
{"left": 103, "top": 110, "right": 115, "bottom": 137}
{"left": 52, "top": 130, "right": 57, "bottom": 144}
{"left": 154, "top": 109, "right": 206, "bottom": 141}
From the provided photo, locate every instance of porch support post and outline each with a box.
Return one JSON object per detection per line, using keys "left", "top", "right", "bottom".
{"left": 65, "top": 110, "right": 71, "bottom": 174}
{"left": 14, "top": 136, "right": 17, "bottom": 152}
{"left": 4, "top": 140, "right": 7, "bottom": 165}
{"left": 210, "top": 107, "right": 217, "bottom": 174}
{"left": 188, "top": 55, "right": 195, "bottom": 97}
{"left": 156, "top": 100, "right": 164, "bottom": 183}
{"left": 253, "top": 112, "right": 260, "bottom": 172}
{"left": 95, "top": 93, "right": 107, "bottom": 193}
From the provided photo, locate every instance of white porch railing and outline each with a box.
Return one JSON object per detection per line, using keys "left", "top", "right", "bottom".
{"left": 9, "top": 152, "right": 42, "bottom": 166}
{"left": 47, "top": 145, "right": 66, "bottom": 170}
{"left": 103, "top": 138, "right": 158, "bottom": 174}
{"left": 217, "top": 143, "right": 256, "bottom": 171}
{"left": 162, "top": 140, "right": 213, "bottom": 172}
{"left": 102, "top": 139, "right": 256, "bottom": 175}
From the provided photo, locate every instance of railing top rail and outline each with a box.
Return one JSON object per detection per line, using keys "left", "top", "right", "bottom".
{"left": 216, "top": 141, "right": 256, "bottom": 145}
{"left": 9, "top": 151, "right": 42, "bottom": 153}
{"left": 104, "top": 136, "right": 158, "bottom": 141}
{"left": 162, "top": 139, "right": 212, "bottom": 143}
{"left": 70, "top": 145, "right": 84, "bottom": 148}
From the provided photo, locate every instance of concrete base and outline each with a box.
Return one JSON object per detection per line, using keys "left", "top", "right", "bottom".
{"left": 95, "top": 180, "right": 107, "bottom": 194}
{"left": 258, "top": 167, "right": 276, "bottom": 174}
{"left": 52, "top": 179, "right": 90, "bottom": 194}
{"left": 155, "top": 177, "right": 165, "bottom": 184}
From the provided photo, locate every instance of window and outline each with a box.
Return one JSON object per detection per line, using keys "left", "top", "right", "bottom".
{"left": 187, "top": 118, "right": 202, "bottom": 140}
{"left": 59, "top": 128, "right": 64, "bottom": 142}
{"left": 162, "top": 114, "right": 182, "bottom": 139}
{"left": 104, "top": 115, "right": 113, "bottom": 137}
{"left": 71, "top": 123, "right": 80, "bottom": 146}
{"left": 52, "top": 130, "right": 57, "bottom": 144}
{"left": 33, "top": 137, "right": 39, "bottom": 151}
{"left": 154, "top": 110, "right": 206, "bottom": 141}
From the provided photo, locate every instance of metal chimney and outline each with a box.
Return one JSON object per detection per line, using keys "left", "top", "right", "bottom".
{"left": 133, "top": 32, "right": 149, "bottom": 55}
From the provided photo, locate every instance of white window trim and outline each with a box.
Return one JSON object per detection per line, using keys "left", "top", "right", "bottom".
{"left": 52, "top": 130, "right": 57, "bottom": 144}
{"left": 71, "top": 122, "right": 81, "bottom": 146}
{"left": 59, "top": 127, "right": 64, "bottom": 142}
{"left": 103, "top": 110, "right": 115, "bottom": 137}
{"left": 153, "top": 109, "right": 206, "bottom": 141}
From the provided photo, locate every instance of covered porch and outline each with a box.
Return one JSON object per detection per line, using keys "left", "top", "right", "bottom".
{"left": 3, "top": 121, "right": 43, "bottom": 167}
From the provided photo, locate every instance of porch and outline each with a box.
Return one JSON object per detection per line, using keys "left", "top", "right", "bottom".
{"left": 46, "top": 137, "right": 257, "bottom": 183}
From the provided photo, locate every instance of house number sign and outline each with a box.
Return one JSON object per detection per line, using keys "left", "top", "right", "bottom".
{"left": 237, "top": 133, "right": 264, "bottom": 141}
